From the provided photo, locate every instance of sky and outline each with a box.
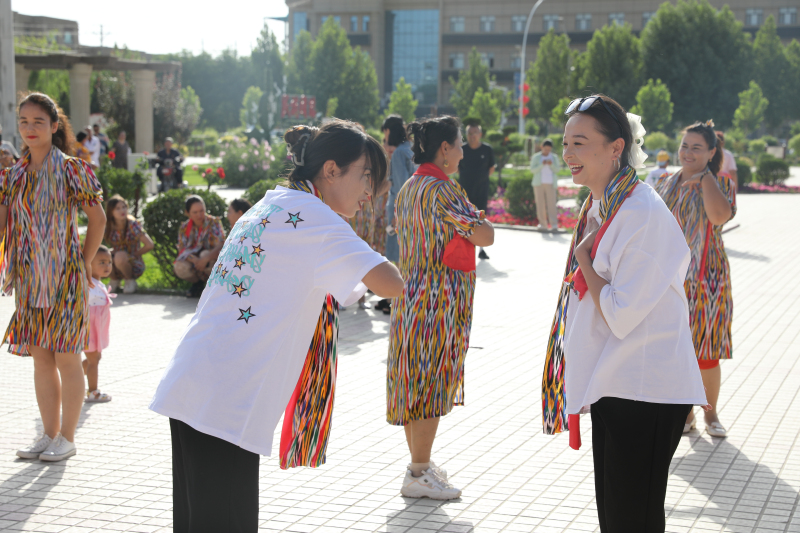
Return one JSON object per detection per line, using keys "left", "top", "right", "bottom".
{"left": 14, "top": 0, "right": 289, "bottom": 57}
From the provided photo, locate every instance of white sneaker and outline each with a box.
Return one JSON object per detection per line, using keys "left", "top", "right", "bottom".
{"left": 39, "top": 433, "right": 76, "bottom": 462}
{"left": 123, "top": 279, "right": 137, "bottom": 294}
{"left": 16, "top": 434, "right": 53, "bottom": 459}
{"left": 400, "top": 468, "right": 461, "bottom": 500}
{"left": 109, "top": 279, "right": 121, "bottom": 293}
{"left": 407, "top": 460, "right": 448, "bottom": 479}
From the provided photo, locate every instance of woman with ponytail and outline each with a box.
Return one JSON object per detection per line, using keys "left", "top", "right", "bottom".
{"left": 2, "top": 93, "right": 106, "bottom": 461}
{"left": 387, "top": 115, "right": 494, "bottom": 500}
{"left": 150, "top": 119, "right": 403, "bottom": 531}
{"left": 542, "top": 95, "right": 707, "bottom": 532}
{"left": 654, "top": 120, "right": 736, "bottom": 439}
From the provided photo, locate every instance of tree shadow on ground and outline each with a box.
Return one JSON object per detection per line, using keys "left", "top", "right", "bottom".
{"left": 385, "top": 499, "right": 474, "bottom": 532}
{"left": 725, "top": 248, "right": 771, "bottom": 262}
{"left": 477, "top": 259, "right": 509, "bottom": 283}
{"left": 670, "top": 434, "right": 798, "bottom": 532}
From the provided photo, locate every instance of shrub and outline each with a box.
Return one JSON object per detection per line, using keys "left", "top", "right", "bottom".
{"left": 748, "top": 139, "right": 767, "bottom": 155}
{"left": 644, "top": 132, "right": 670, "bottom": 152}
{"left": 761, "top": 135, "right": 779, "bottom": 147}
{"left": 788, "top": 134, "right": 800, "bottom": 158}
{"left": 755, "top": 154, "right": 790, "bottom": 186}
{"left": 243, "top": 178, "right": 284, "bottom": 205}
{"left": 142, "top": 188, "right": 230, "bottom": 287}
{"left": 220, "top": 136, "right": 291, "bottom": 188}
{"left": 505, "top": 176, "right": 536, "bottom": 221}
{"left": 95, "top": 156, "right": 148, "bottom": 216}
{"left": 576, "top": 185, "right": 591, "bottom": 208}
{"left": 546, "top": 134, "right": 563, "bottom": 154}
{"left": 735, "top": 157, "right": 753, "bottom": 188}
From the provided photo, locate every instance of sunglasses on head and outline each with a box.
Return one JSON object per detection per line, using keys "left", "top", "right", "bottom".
{"left": 565, "top": 95, "right": 625, "bottom": 135}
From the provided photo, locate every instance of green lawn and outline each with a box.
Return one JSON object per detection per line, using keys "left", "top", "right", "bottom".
{"left": 135, "top": 252, "right": 189, "bottom": 293}
{"left": 182, "top": 168, "right": 206, "bottom": 187}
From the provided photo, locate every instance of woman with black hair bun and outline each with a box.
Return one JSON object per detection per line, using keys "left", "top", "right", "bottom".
{"left": 387, "top": 115, "right": 494, "bottom": 500}
{"left": 654, "top": 120, "right": 736, "bottom": 439}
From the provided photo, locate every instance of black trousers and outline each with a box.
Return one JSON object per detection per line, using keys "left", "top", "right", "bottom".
{"left": 170, "top": 418, "right": 260, "bottom": 533}
{"left": 591, "top": 397, "right": 691, "bottom": 533}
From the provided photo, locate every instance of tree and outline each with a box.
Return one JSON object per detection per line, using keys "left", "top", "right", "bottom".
{"left": 173, "top": 87, "right": 203, "bottom": 143}
{"left": 550, "top": 96, "right": 572, "bottom": 130}
{"left": 468, "top": 88, "right": 501, "bottom": 131}
{"left": 385, "top": 77, "right": 418, "bottom": 123}
{"left": 337, "top": 48, "right": 380, "bottom": 125}
{"left": 251, "top": 25, "right": 285, "bottom": 132}
{"left": 527, "top": 30, "right": 573, "bottom": 124}
{"left": 309, "top": 18, "right": 351, "bottom": 119}
{"left": 95, "top": 71, "right": 136, "bottom": 147}
{"left": 240, "top": 86, "right": 264, "bottom": 128}
{"left": 641, "top": 1, "right": 752, "bottom": 128}
{"left": 787, "top": 41, "right": 800, "bottom": 122}
{"left": 733, "top": 81, "right": 769, "bottom": 135}
{"left": 753, "top": 17, "right": 792, "bottom": 130}
{"left": 286, "top": 31, "right": 315, "bottom": 95}
{"left": 630, "top": 79, "right": 674, "bottom": 132}
{"left": 450, "top": 48, "right": 491, "bottom": 118}
{"left": 574, "top": 23, "right": 643, "bottom": 110}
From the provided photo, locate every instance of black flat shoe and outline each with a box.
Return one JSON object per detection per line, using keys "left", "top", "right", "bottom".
{"left": 375, "top": 299, "right": 389, "bottom": 311}
{"left": 186, "top": 281, "right": 204, "bottom": 298}
{"left": 478, "top": 249, "right": 489, "bottom": 260}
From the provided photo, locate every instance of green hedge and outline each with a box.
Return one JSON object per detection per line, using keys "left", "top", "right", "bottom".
{"left": 95, "top": 156, "right": 147, "bottom": 216}
{"left": 755, "top": 154, "right": 790, "bottom": 186}
{"left": 243, "top": 178, "right": 284, "bottom": 205}
{"left": 142, "top": 188, "right": 230, "bottom": 287}
{"left": 505, "top": 176, "right": 537, "bottom": 220}
{"left": 735, "top": 157, "right": 753, "bottom": 188}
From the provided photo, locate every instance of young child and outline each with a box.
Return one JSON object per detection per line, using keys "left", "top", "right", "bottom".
{"left": 83, "top": 245, "right": 114, "bottom": 403}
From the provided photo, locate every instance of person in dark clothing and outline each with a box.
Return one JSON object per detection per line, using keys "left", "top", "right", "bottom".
{"left": 111, "top": 131, "right": 131, "bottom": 170}
{"left": 457, "top": 124, "right": 496, "bottom": 259}
{"left": 156, "top": 137, "right": 183, "bottom": 189}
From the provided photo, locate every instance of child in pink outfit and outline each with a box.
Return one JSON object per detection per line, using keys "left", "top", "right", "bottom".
{"left": 83, "top": 245, "right": 114, "bottom": 403}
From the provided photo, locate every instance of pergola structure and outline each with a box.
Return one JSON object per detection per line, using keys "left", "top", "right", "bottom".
{"left": 14, "top": 53, "right": 179, "bottom": 153}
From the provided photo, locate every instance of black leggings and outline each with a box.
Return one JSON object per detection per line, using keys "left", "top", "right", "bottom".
{"left": 591, "top": 397, "right": 691, "bottom": 533}
{"left": 170, "top": 418, "right": 260, "bottom": 533}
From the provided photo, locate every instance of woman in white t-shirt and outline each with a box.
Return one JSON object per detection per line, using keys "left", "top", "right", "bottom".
{"left": 150, "top": 120, "right": 403, "bottom": 532}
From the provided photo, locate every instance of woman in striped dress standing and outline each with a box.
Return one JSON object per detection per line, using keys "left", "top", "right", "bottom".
{"left": 387, "top": 116, "right": 494, "bottom": 500}
{"left": 2, "top": 93, "right": 106, "bottom": 461}
{"left": 655, "top": 121, "right": 736, "bottom": 438}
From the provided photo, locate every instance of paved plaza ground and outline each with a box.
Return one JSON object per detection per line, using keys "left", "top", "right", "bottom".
{"left": 0, "top": 190, "right": 799, "bottom": 533}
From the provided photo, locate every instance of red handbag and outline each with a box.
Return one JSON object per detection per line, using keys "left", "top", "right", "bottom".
{"left": 443, "top": 235, "right": 476, "bottom": 272}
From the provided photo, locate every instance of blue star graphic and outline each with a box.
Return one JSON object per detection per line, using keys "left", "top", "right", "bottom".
{"left": 286, "top": 212, "right": 304, "bottom": 228}
{"left": 237, "top": 306, "right": 256, "bottom": 324}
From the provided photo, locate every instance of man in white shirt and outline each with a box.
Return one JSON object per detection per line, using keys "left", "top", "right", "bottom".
{"left": 84, "top": 126, "right": 101, "bottom": 167}
{"left": 645, "top": 150, "right": 670, "bottom": 187}
{"left": 530, "top": 139, "right": 561, "bottom": 230}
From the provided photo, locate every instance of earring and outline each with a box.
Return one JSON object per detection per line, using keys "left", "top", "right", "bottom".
{"left": 614, "top": 157, "right": 620, "bottom": 172}
{"left": 444, "top": 158, "right": 449, "bottom": 168}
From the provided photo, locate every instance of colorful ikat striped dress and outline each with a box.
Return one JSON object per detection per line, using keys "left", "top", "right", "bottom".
{"left": 387, "top": 163, "right": 485, "bottom": 425}
{"left": 0, "top": 146, "right": 103, "bottom": 356}
{"left": 655, "top": 171, "right": 737, "bottom": 360}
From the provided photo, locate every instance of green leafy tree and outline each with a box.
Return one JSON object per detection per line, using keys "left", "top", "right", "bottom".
{"left": 450, "top": 48, "right": 491, "bottom": 118}
{"left": 733, "top": 81, "right": 769, "bottom": 135}
{"left": 550, "top": 96, "right": 573, "bottom": 130}
{"left": 385, "top": 77, "right": 418, "bottom": 123}
{"left": 787, "top": 41, "right": 800, "bottom": 122}
{"left": 337, "top": 48, "right": 380, "bottom": 125}
{"left": 240, "top": 86, "right": 264, "bottom": 128}
{"left": 527, "top": 30, "right": 573, "bottom": 124}
{"left": 574, "top": 23, "right": 643, "bottom": 110}
{"left": 641, "top": 1, "right": 752, "bottom": 128}
{"left": 485, "top": 127, "right": 524, "bottom": 183}
{"left": 630, "top": 79, "right": 674, "bottom": 132}
{"left": 752, "top": 16, "right": 792, "bottom": 130}
{"left": 310, "top": 18, "right": 351, "bottom": 117}
{"left": 287, "top": 31, "right": 315, "bottom": 95}
{"left": 173, "top": 86, "right": 203, "bottom": 143}
{"left": 468, "top": 88, "right": 501, "bottom": 131}
{"left": 251, "top": 25, "right": 285, "bottom": 132}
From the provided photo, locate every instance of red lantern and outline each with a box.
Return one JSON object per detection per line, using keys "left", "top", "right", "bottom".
{"left": 523, "top": 82, "right": 530, "bottom": 91}
{"left": 523, "top": 95, "right": 530, "bottom": 104}
{"left": 522, "top": 107, "right": 530, "bottom": 116}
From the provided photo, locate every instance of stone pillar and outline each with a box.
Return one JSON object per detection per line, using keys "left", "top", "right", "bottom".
{"left": 132, "top": 69, "right": 155, "bottom": 153}
{"left": 15, "top": 63, "right": 30, "bottom": 96}
{"left": 68, "top": 63, "right": 92, "bottom": 132}
{"left": 0, "top": 0, "right": 17, "bottom": 148}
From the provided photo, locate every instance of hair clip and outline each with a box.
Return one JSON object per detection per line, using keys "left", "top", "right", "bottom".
{"left": 705, "top": 119, "right": 715, "bottom": 128}
{"left": 290, "top": 133, "right": 311, "bottom": 166}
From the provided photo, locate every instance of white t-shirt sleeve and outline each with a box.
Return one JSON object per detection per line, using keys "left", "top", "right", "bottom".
{"left": 314, "top": 223, "right": 387, "bottom": 303}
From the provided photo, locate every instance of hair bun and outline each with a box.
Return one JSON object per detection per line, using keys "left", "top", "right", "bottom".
{"left": 284, "top": 125, "right": 319, "bottom": 167}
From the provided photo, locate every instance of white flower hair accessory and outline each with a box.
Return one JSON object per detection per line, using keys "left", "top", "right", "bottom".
{"left": 626, "top": 112, "right": 649, "bottom": 169}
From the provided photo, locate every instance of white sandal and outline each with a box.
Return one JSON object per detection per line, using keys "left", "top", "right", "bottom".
{"left": 683, "top": 416, "right": 696, "bottom": 434}
{"left": 85, "top": 390, "right": 112, "bottom": 403}
{"left": 706, "top": 422, "right": 727, "bottom": 438}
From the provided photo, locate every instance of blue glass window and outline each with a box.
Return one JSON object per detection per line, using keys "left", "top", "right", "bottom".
{"left": 385, "top": 10, "right": 439, "bottom": 106}
{"left": 293, "top": 12, "right": 308, "bottom": 40}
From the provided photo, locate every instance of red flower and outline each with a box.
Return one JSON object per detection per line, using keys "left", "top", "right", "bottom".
{"left": 205, "top": 168, "right": 213, "bottom": 175}
{"left": 143, "top": 151, "right": 149, "bottom": 155}
{"left": 108, "top": 151, "right": 116, "bottom": 160}
{"left": 217, "top": 167, "right": 225, "bottom": 179}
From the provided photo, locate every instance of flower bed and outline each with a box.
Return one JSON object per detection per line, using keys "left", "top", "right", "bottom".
{"left": 487, "top": 192, "right": 581, "bottom": 230}
{"left": 740, "top": 183, "right": 800, "bottom": 194}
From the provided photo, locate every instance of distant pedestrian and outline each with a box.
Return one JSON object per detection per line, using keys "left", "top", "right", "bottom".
{"left": 4, "top": 93, "right": 106, "bottom": 462}
{"left": 715, "top": 131, "right": 738, "bottom": 186}
{"left": 150, "top": 120, "right": 402, "bottom": 532}
{"left": 389, "top": 116, "right": 494, "bottom": 500}
{"left": 84, "top": 126, "right": 101, "bottom": 167}
{"left": 83, "top": 245, "right": 114, "bottom": 403}
{"left": 104, "top": 195, "right": 155, "bottom": 294}
{"left": 0, "top": 141, "right": 19, "bottom": 169}
{"left": 173, "top": 195, "right": 225, "bottom": 298}
{"left": 111, "top": 131, "right": 131, "bottom": 170}
{"left": 645, "top": 150, "right": 671, "bottom": 187}
{"left": 543, "top": 95, "right": 707, "bottom": 533}
{"left": 227, "top": 197, "right": 252, "bottom": 226}
{"left": 530, "top": 139, "right": 561, "bottom": 230}
{"left": 75, "top": 132, "right": 94, "bottom": 167}
{"left": 93, "top": 124, "right": 109, "bottom": 156}
{"left": 457, "top": 123, "right": 495, "bottom": 259}
{"left": 655, "top": 120, "right": 736, "bottom": 439}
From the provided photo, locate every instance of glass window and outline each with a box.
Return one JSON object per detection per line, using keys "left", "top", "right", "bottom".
{"left": 576, "top": 13, "right": 592, "bottom": 31}
{"left": 512, "top": 15, "right": 526, "bottom": 32}
{"left": 779, "top": 7, "right": 796, "bottom": 25}
{"left": 745, "top": 9, "right": 763, "bottom": 26}
{"left": 63, "top": 31, "right": 72, "bottom": 44}
{"left": 387, "top": 10, "right": 440, "bottom": 106}
{"left": 480, "top": 52, "right": 495, "bottom": 68}
{"left": 543, "top": 14, "right": 560, "bottom": 31}
{"left": 510, "top": 54, "right": 522, "bottom": 69}
{"left": 609, "top": 13, "right": 625, "bottom": 26}
{"left": 480, "top": 16, "right": 495, "bottom": 32}
{"left": 321, "top": 16, "right": 341, "bottom": 26}
{"left": 363, "top": 15, "right": 370, "bottom": 32}
{"left": 449, "top": 53, "right": 465, "bottom": 69}
{"left": 293, "top": 12, "right": 308, "bottom": 40}
{"left": 450, "top": 16, "right": 465, "bottom": 32}
{"left": 642, "top": 12, "right": 655, "bottom": 26}
{"left": 351, "top": 16, "right": 358, "bottom": 32}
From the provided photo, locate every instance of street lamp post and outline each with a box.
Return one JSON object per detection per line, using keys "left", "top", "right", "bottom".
{"left": 518, "top": 0, "right": 546, "bottom": 136}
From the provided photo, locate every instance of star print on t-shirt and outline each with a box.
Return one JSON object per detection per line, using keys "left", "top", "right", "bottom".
{"left": 251, "top": 244, "right": 264, "bottom": 256}
{"left": 238, "top": 235, "right": 247, "bottom": 244}
{"left": 237, "top": 306, "right": 256, "bottom": 323}
{"left": 234, "top": 257, "right": 245, "bottom": 269}
{"left": 260, "top": 216, "right": 271, "bottom": 227}
{"left": 286, "top": 212, "right": 304, "bottom": 228}
{"left": 232, "top": 281, "right": 246, "bottom": 297}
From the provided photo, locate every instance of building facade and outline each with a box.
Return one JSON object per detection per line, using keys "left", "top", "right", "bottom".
{"left": 13, "top": 12, "right": 80, "bottom": 50}
{"left": 285, "top": 0, "right": 800, "bottom": 114}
